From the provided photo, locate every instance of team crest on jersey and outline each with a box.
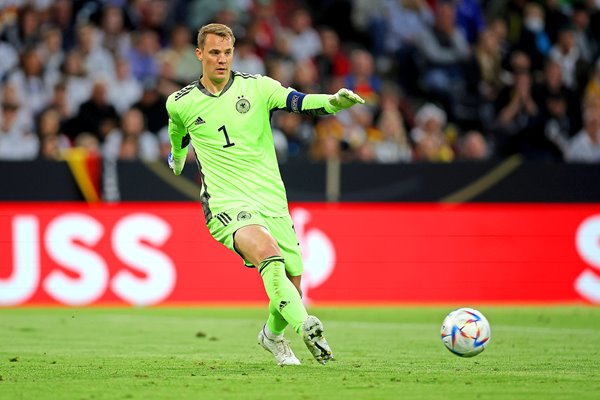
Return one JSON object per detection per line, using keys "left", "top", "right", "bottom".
{"left": 236, "top": 96, "right": 251, "bottom": 114}
{"left": 237, "top": 211, "right": 252, "bottom": 221}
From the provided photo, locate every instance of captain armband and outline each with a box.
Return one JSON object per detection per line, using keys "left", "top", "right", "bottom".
{"left": 286, "top": 91, "right": 305, "bottom": 113}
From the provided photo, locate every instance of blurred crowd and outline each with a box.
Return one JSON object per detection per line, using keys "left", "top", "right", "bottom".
{"left": 1, "top": 0, "right": 600, "bottom": 164}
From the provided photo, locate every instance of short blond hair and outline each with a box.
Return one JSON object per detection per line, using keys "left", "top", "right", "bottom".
{"left": 197, "top": 23, "right": 235, "bottom": 49}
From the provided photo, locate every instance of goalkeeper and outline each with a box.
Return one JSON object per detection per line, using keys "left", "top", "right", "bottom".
{"left": 166, "top": 23, "right": 364, "bottom": 366}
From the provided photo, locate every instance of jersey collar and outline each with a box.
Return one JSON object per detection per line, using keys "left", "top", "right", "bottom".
{"left": 196, "top": 72, "right": 235, "bottom": 97}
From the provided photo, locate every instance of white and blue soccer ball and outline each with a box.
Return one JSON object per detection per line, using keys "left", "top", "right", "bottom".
{"left": 441, "top": 307, "right": 491, "bottom": 357}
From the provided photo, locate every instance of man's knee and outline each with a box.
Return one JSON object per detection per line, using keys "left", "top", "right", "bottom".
{"left": 234, "top": 224, "right": 281, "bottom": 266}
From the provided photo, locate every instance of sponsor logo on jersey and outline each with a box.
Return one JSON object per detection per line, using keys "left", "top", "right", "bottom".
{"left": 195, "top": 116, "right": 205, "bottom": 125}
{"left": 236, "top": 96, "right": 251, "bottom": 114}
{"left": 237, "top": 211, "right": 252, "bottom": 221}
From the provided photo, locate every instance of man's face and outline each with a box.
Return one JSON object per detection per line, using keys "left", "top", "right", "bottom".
{"left": 196, "top": 33, "right": 234, "bottom": 84}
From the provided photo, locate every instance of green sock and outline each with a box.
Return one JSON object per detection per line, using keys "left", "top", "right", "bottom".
{"left": 266, "top": 301, "right": 288, "bottom": 335}
{"left": 259, "top": 256, "right": 308, "bottom": 334}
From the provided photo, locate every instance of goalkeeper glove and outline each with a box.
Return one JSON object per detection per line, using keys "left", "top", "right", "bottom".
{"left": 327, "top": 88, "right": 365, "bottom": 113}
{"left": 168, "top": 152, "right": 185, "bottom": 176}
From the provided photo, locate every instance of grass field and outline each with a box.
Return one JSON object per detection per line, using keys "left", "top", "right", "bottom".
{"left": 1, "top": 306, "right": 599, "bottom": 400}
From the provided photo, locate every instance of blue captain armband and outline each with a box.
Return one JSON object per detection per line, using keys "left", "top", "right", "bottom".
{"left": 286, "top": 91, "right": 305, "bottom": 113}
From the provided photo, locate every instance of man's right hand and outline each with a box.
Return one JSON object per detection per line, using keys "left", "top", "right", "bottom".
{"left": 168, "top": 152, "right": 185, "bottom": 175}
{"left": 327, "top": 88, "right": 365, "bottom": 113}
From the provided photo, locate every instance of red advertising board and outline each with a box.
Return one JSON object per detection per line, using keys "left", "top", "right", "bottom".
{"left": 1, "top": 202, "right": 599, "bottom": 306}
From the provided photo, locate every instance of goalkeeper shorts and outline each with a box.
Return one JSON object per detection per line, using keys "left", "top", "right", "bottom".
{"left": 207, "top": 209, "right": 304, "bottom": 276}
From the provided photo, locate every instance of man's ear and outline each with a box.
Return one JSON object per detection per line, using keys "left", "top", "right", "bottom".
{"left": 195, "top": 48, "right": 202, "bottom": 62}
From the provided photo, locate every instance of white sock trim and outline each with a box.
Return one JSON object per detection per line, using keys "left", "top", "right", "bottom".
{"left": 263, "top": 324, "right": 283, "bottom": 340}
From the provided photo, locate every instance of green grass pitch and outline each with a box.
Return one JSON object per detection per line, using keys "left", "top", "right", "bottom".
{"left": 1, "top": 306, "right": 599, "bottom": 400}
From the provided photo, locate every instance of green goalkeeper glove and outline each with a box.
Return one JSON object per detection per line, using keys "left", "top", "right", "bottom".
{"left": 327, "top": 88, "right": 365, "bottom": 113}
{"left": 168, "top": 152, "right": 185, "bottom": 176}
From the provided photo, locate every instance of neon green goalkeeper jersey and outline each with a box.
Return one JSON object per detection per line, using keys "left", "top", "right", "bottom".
{"left": 166, "top": 71, "right": 332, "bottom": 221}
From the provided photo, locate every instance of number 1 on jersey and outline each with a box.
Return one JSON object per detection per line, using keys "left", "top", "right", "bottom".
{"left": 219, "top": 125, "right": 235, "bottom": 148}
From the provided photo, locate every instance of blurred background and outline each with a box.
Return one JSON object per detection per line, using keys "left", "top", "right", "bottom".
{"left": 0, "top": 0, "right": 599, "bottom": 306}
{"left": 0, "top": 0, "right": 599, "bottom": 202}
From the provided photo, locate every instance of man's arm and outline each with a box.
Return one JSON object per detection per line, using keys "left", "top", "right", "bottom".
{"left": 166, "top": 97, "right": 189, "bottom": 175}
{"left": 291, "top": 89, "right": 365, "bottom": 115}
{"left": 261, "top": 76, "right": 364, "bottom": 115}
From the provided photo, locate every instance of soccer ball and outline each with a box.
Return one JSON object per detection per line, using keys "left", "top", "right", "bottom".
{"left": 441, "top": 307, "right": 491, "bottom": 357}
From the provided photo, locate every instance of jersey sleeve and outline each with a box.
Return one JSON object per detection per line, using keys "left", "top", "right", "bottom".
{"left": 258, "top": 75, "right": 335, "bottom": 116}
{"left": 165, "top": 95, "right": 190, "bottom": 160}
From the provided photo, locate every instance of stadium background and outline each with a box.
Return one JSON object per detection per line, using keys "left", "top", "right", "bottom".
{"left": 1, "top": 0, "right": 600, "bottom": 307}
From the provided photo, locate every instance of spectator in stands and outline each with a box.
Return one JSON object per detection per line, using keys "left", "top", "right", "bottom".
{"left": 345, "top": 104, "right": 382, "bottom": 162}
{"left": 108, "top": 58, "right": 143, "bottom": 115}
{"left": 488, "top": 18, "right": 510, "bottom": 65}
{"left": 157, "top": 25, "right": 200, "bottom": 84}
{"left": 533, "top": 59, "right": 580, "bottom": 133}
{"left": 127, "top": 29, "right": 161, "bottom": 83}
{"left": 585, "top": 0, "right": 600, "bottom": 51}
{"left": 245, "top": 0, "right": 281, "bottom": 59}
{"left": 313, "top": 28, "right": 351, "bottom": 93}
{"left": 410, "top": 103, "right": 454, "bottom": 162}
{"left": 0, "top": 101, "right": 39, "bottom": 160}
{"left": 132, "top": 83, "right": 168, "bottom": 134}
{"left": 53, "top": 50, "right": 92, "bottom": 119}
{"left": 499, "top": 0, "right": 528, "bottom": 47}
{"left": 37, "top": 107, "right": 71, "bottom": 160}
{"left": 311, "top": 117, "right": 345, "bottom": 162}
{"left": 540, "top": 92, "right": 572, "bottom": 160}
{"left": 455, "top": 0, "right": 486, "bottom": 45}
{"left": 542, "top": 0, "right": 569, "bottom": 44}
{"left": 474, "top": 26, "right": 504, "bottom": 130}
{"left": 416, "top": 0, "right": 470, "bottom": 120}
{"left": 3, "top": 5, "right": 41, "bottom": 52}
{"left": 74, "top": 131, "right": 101, "bottom": 156}
{"left": 75, "top": 23, "right": 116, "bottom": 80}
{"left": 351, "top": 0, "right": 386, "bottom": 61}
{"left": 264, "top": 30, "right": 296, "bottom": 87}
{"left": 290, "top": 60, "right": 320, "bottom": 94}
{"left": 549, "top": 25, "right": 587, "bottom": 91}
{"left": 232, "top": 38, "right": 266, "bottom": 75}
{"left": 372, "top": 87, "right": 413, "bottom": 163}
{"left": 186, "top": 0, "right": 251, "bottom": 35}
{"left": 102, "top": 108, "right": 160, "bottom": 161}
{"left": 494, "top": 63, "right": 540, "bottom": 156}
{"left": 456, "top": 130, "right": 489, "bottom": 160}
{"left": 38, "top": 26, "right": 65, "bottom": 88}
{"left": 135, "top": 0, "right": 174, "bottom": 45}
{"left": 0, "top": 40, "right": 19, "bottom": 82}
{"left": 48, "top": 0, "right": 77, "bottom": 50}
{"left": 565, "top": 106, "right": 600, "bottom": 163}
{"left": 516, "top": 2, "right": 551, "bottom": 73}
{"left": 155, "top": 58, "right": 184, "bottom": 99}
{"left": 475, "top": 27, "right": 503, "bottom": 98}
{"left": 584, "top": 59, "right": 600, "bottom": 110}
{"left": 381, "top": 0, "right": 433, "bottom": 95}
{"left": 343, "top": 49, "right": 382, "bottom": 107}
{"left": 46, "top": 82, "right": 72, "bottom": 123}
{"left": 99, "top": 5, "right": 132, "bottom": 57}
{"left": 271, "top": 112, "right": 314, "bottom": 161}
{"left": 287, "top": 8, "right": 321, "bottom": 62}
{"left": 571, "top": 2, "right": 597, "bottom": 64}
{"left": 71, "top": 78, "right": 119, "bottom": 142}
{"left": 382, "top": 0, "right": 433, "bottom": 56}
{"left": 7, "top": 48, "right": 50, "bottom": 116}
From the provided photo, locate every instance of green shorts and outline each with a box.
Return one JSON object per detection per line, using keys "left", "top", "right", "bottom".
{"left": 207, "top": 209, "right": 304, "bottom": 276}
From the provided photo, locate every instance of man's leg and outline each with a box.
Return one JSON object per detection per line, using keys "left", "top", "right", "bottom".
{"left": 235, "top": 223, "right": 333, "bottom": 364}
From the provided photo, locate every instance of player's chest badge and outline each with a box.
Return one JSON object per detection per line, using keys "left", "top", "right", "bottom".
{"left": 236, "top": 95, "right": 251, "bottom": 114}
